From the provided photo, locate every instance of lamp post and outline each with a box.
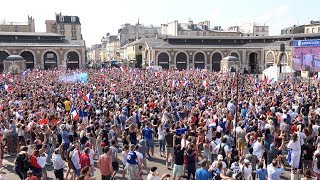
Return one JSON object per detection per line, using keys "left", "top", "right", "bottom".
{"left": 231, "top": 56, "right": 239, "bottom": 148}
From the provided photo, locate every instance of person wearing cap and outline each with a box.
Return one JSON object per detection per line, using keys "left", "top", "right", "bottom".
{"left": 147, "top": 166, "right": 170, "bottom": 180}
{"left": 211, "top": 154, "right": 227, "bottom": 174}
{"left": 242, "top": 159, "right": 253, "bottom": 180}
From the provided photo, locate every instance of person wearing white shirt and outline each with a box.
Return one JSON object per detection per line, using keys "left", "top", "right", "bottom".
{"left": 147, "top": 167, "right": 170, "bottom": 180}
{"left": 287, "top": 133, "right": 301, "bottom": 169}
{"left": 210, "top": 137, "right": 219, "bottom": 162}
{"left": 267, "top": 156, "right": 284, "bottom": 180}
{"left": 253, "top": 137, "right": 265, "bottom": 161}
{"left": 134, "top": 146, "right": 144, "bottom": 170}
{"left": 52, "top": 148, "right": 65, "bottom": 180}
{"left": 71, "top": 144, "right": 81, "bottom": 177}
{"left": 241, "top": 159, "right": 253, "bottom": 180}
{"left": 211, "top": 154, "right": 227, "bottom": 174}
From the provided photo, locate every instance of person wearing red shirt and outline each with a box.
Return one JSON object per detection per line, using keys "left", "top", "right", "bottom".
{"left": 30, "top": 150, "right": 42, "bottom": 179}
{"left": 80, "top": 148, "right": 91, "bottom": 169}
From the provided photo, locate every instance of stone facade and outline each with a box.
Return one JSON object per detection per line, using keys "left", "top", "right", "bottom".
{"left": 0, "top": 32, "right": 86, "bottom": 71}
{"left": 0, "top": 16, "right": 35, "bottom": 32}
{"left": 0, "top": 47, "right": 85, "bottom": 70}
{"left": 142, "top": 33, "right": 320, "bottom": 73}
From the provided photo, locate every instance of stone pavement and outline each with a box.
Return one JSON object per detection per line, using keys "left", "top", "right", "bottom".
{"left": 1, "top": 141, "right": 292, "bottom": 180}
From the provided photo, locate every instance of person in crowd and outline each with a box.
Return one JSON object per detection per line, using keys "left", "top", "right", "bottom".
{"left": 97, "top": 146, "right": 114, "bottom": 180}
{"left": 71, "top": 142, "right": 81, "bottom": 179}
{"left": 15, "top": 146, "right": 30, "bottom": 180}
{"left": 52, "top": 147, "right": 65, "bottom": 180}
{"left": 147, "top": 166, "right": 170, "bottom": 180}
{"left": 287, "top": 133, "right": 301, "bottom": 172}
{"left": 125, "top": 145, "right": 140, "bottom": 180}
{"left": 4, "top": 67, "right": 320, "bottom": 180}
{"left": 256, "top": 161, "right": 268, "bottom": 180}
{"left": 195, "top": 159, "right": 211, "bottom": 180}
{"left": 267, "top": 156, "right": 284, "bottom": 180}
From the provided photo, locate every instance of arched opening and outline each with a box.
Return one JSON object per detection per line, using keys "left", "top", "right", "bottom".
{"left": 211, "top": 52, "right": 222, "bottom": 71}
{"left": 249, "top": 52, "right": 258, "bottom": 73}
{"left": 66, "top": 51, "right": 79, "bottom": 70}
{"left": 0, "top": 51, "right": 9, "bottom": 71}
{"left": 194, "top": 52, "right": 205, "bottom": 69}
{"left": 20, "top": 51, "right": 35, "bottom": 69}
{"left": 176, "top": 52, "right": 187, "bottom": 70}
{"left": 265, "top": 52, "right": 274, "bottom": 68}
{"left": 230, "top": 52, "right": 239, "bottom": 59}
{"left": 43, "top": 51, "right": 58, "bottom": 70}
{"left": 279, "top": 52, "right": 288, "bottom": 73}
{"left": 157, "top": 52, "right": 169, "bottom": 69}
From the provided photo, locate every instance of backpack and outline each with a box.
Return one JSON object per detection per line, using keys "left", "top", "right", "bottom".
{"left": 211, "top": 168, "right": 221, "bottom": 180}
{"left": 15, "top": 153, "right": 30, "bottom": 172}
{"left": 218, "top": 144, "right": 226, "bottom": 160}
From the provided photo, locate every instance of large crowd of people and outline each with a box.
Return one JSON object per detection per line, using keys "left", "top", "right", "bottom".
{"left": 0, "top": 67, "right": 319, "bottom": 180}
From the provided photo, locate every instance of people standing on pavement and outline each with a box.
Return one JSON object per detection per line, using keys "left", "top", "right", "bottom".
{"left": 142, "top": 122, "right": 155, "bottom": 158}
{"left": 267, "top": 156, "right": 284, "bottom": 180}
{"left": 97, "top": 146, "right": 114, "bottom": 180}
{"left": 52, "top": 148, "right": 65, "bottom": 180}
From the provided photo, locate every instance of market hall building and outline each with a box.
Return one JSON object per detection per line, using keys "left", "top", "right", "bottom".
{"left": 143, "top": 33, "right": 320, "bottom": 73}
{"left": 0, "top": 32, "right": 86, "bottom": 71}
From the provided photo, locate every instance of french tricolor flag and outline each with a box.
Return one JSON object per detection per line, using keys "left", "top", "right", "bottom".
{"left": 70, "top": 106, "right": 79, "bottom": 120}
{"left": 3, "top": 84, "right": 11, "bottom": 92}
{"left": 202, "top": 80, "right": 209, "bottom": 88}
{"left": 198, "top": 97, "right": 205, "bottom": 106}
{"left": 76, "top": 89, "right": 83, "bottom": 97}
{"left": 120, "top": 66, "right": 126, "bottom": 72}
{"left": 182, "top": 80, "right": 189, "bottom": 86}
{"left": 83, "top": 92, "right": 92, "bottom": 102}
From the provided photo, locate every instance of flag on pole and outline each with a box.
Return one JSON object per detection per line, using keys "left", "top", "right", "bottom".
{"left": 70, "top": 106, "right": 79, "bottom": 120}
{"left": 120, "top": 66, "right": 127, "bottom": 72}
{"left": 83, "top": 92, "right": 92, "bottom": 102}
{"left": 3, "top": 84, "right": 11, "bottom": 92}
{"left": 76, "top": 89, "right": 83, "bottom": 97}
{"left": 202, "top": 80, "right": 209, "bottom": 88}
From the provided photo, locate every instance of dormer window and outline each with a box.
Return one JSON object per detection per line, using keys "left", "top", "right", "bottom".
{"left": 71, "top": 16, "right": 76, "bottom": 23}
{"left": 59, "top": 16, "right": 64, "bottom": 22}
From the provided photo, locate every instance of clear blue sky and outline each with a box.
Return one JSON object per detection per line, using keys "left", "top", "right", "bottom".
{"left": 0, "top": 0, "right": 319, "bottom": 46}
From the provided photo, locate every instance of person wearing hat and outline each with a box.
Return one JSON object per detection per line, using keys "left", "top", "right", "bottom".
{"left": 242, "top": 159, "right": 253, "bottom": 180}
{"left": 211, "top": 154, "right": 227, "bottom": 174}
{"left": 147, "top": 166, "right": 170, "bottom": 180}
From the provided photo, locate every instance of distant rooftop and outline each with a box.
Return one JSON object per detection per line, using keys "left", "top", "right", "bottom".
{"left": 45, "top": 20, "right": 56, "bottom": 25}
{"left": 0, "top": 21, "right": 29, "bottom": 26}
{"left": 0, "top": 32, "right": 63, "bottom": 37}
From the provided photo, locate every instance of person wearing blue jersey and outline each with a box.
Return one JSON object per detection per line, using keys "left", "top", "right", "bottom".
{"left": 142, "top": 122, "right": 154, "bottom": 158}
